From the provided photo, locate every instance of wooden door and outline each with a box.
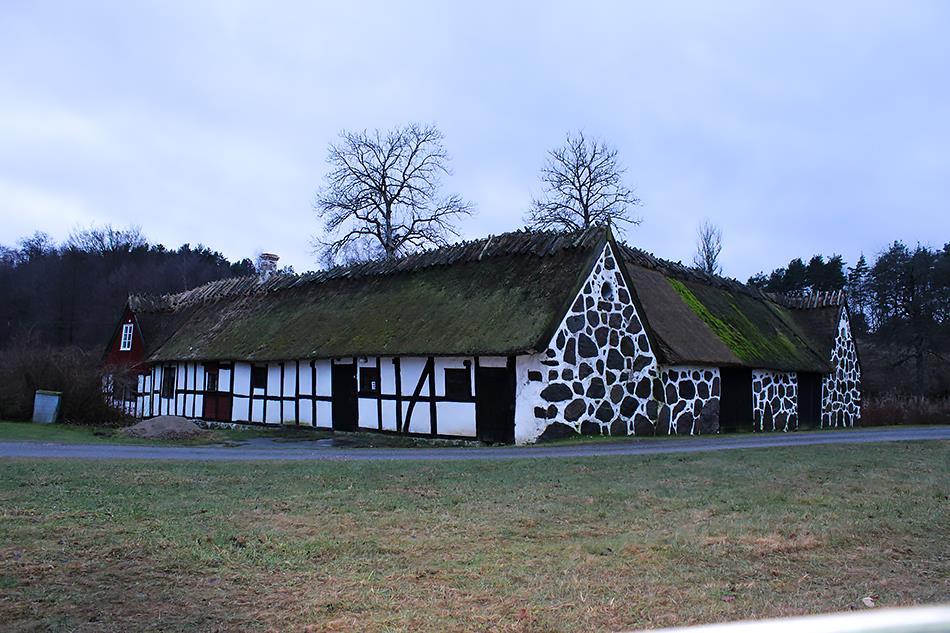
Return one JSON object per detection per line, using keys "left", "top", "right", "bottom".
{"left": 331, "top": 363, "right": 358, "bottom": 431}
{"left": 797, "top": 372, "right": 822, "bottom": 429}
{"left": 201, "top": 364, "right": 232, "bottom": 422}
{"left": 719, "top": 368, "right": 753, "bottom": 432}
{"left": 475, "top": 365, "right": 515, "bottom": 444}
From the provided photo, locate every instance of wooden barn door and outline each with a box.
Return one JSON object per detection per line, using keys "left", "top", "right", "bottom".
{"left": 475, "top": 362, "right": 515, "bottom": 444}
{"left": 719, "top": 368, "right": 753, "bottom": 432}
{"left": 331, "top": 363, "right": 358, "bottom": 431}
{"left": 797, "top": 372, "right": 822, "bottom": 429}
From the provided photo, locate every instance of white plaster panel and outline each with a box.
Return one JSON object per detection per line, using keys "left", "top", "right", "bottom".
{"left": 264, "top": 400, "right": 281, "bottom": 424}
{"left": 380, "top": 358, "right": 397, "bottom": 393}
{"left": 233, "top": 363, "right": 250, "bottom": 395}
{"left": 298, "top": 400, "right": 314, "bottom": 425}
{"left": 400, "top": 358, "right": 430, "bottom": 396}
{"left": 296, "top": 362, "right": 311, "bottom": 395}
{"left": 402, "top": 401, "right": 431, "bottom": 434}
{"left": 282, "top": 399, "right": 297, "bottom": 422}
{"left": 315, "top": 401, "right": 333, "bottom": 428}
{"left": 436, "top": 401, "right": 477, "bottom": 436}
{"left": 266, "top": 364, "right": 280, "bottom": 395}
{"left": 380, "top": 400, "right": 398, "bottom": 431}
{"left": 250, "top": 398, "right": 264, "bottom": 423}
{"left": 358, "top": 398, "right": 379, "bottom": 429}
{"left": 316, "top": 361, "right": 332, "bottom": 397}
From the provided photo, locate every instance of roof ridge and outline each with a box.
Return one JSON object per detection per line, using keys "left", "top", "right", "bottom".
{"left": 615, "top": 241, "right": 771, "bottom": 300}
{"left": 615, "top": 242, "right": 850, "bottom": 311}
{"left": 768, "top": 289, "right": 846, "bottom": 310}
{"left": 130, "top": 226, "right": 608, "bottom": 312}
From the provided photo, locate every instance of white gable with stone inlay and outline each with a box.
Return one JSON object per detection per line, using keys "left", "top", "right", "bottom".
{"left": 514, "top": 241, "right": 660, "bottom": 443}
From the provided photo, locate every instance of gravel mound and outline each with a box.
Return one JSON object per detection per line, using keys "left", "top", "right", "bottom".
{"left": 120, "top": 416, "right": 205, "bottom": 440}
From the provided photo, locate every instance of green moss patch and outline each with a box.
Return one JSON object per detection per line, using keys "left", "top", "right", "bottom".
{"left": 666, "top": 277, "right": 825, "bottom": 369}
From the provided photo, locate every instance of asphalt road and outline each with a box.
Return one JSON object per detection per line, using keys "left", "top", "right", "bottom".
{"left": 0, "top": 426, "right": 946, "bottom": 462}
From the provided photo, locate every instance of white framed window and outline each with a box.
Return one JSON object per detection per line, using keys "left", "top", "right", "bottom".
{"left": 120, "top": 323, "right": 134, "bottom": 351}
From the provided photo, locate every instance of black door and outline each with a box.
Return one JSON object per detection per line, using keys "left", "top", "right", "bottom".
{"left": 797, "top": 372, "right": 822, "bottom": 429}
{"left": 719, "top": 368, "right": 753, "bottom": 432}
{"left": 331, "top": 363, "right": 358, "bottom": 431}
{"left": 475, "top": 365, "right": 515, "bottom": 444}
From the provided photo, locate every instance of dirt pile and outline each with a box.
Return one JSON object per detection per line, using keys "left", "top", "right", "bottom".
{"left": 120, "top": 416, "right": 206, "bottom": 440}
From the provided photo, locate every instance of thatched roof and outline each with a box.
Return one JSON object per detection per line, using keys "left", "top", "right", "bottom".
{"left": 125, "top": 227, "right": 845, "bottom": 372}
{"left": 616, "top": 244, "right": 841, "bottom": 372}
{"left": 131, "top": 229, "right": 605, "bottom": 362}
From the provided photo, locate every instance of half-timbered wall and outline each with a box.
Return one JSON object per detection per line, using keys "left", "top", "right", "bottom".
{"left": 354, "top": 355, "right": 483, "bottom": 437}
{"left": 132, "top": 355, "right": 495, "bottom": 437}
{"left": 514, "top": 242, "right": 661, "bottom": 444}
{"left": 822, "top": 308, "right": 862, "bottom": 427}
{"left": 752, "top": 369, "right": 798, "bottom": 431}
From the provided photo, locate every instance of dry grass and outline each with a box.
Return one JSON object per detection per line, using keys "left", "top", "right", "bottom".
{"left": 0, "top": 442, "right": 947, "bottom": 632}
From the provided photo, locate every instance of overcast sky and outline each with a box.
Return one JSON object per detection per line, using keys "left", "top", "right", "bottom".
{"left": 1, "top": 1, "right": 947, "bottom": 280}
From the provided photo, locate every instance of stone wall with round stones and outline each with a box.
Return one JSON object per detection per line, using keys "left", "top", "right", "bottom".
{"left": 821, "top": 308, "right": 862, "bottom": 427}
{"left": 752, "top": 369, "right": 798, "bottom": 431}
{"left": 514, "top": 242, "right": 660, "bottom": 443}
{"left": 657, "top": 366, "right": 720, "bottom": 435}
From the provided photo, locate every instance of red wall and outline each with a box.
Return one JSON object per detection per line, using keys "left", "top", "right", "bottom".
{"left": 103, "top": 305, "right": 146, "bottom": 370}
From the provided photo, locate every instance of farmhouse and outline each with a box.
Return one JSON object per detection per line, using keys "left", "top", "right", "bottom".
{"left": 104, "top": 227, "right": 861, "bottom": 444}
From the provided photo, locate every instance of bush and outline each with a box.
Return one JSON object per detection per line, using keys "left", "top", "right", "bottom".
{"left": 0, "top": 333, "right": 132, "bottom": 425}
{"left": 861, "top": 394, "right": 950, "bottom": 426}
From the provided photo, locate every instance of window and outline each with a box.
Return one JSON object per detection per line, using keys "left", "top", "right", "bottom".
{"left": 119, "top": 323, "right": 134, "bottom": 351}
{"left": 205, "top": 367, "right": 219, "bottom": 392}
{"left": 251, "top": 365, "right": 267, "bottom": 390}
{"left": 160, "top": 366, "right": 177, "bottom": 399}
{"left": 359, "top": 367, "right": 380, "bottom": 395}
{"left": 444, "top": 368, "right": 471, "bottom": 399}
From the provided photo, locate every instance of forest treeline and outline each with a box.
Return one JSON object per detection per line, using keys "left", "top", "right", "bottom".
{"left": 748, "top": 242, "right": 950, "bottom": 396}
{"left": 1, "top": 225, "right": 947, "bottom": 397}
{"left": 0, "top": 226, "right": 257, "bottom": 351}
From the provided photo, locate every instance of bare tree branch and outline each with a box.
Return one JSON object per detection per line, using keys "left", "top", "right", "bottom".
{"left": 693, "top": 219, "right": 723, "bottom": 276}
{"left": 526, "top": 131, "right": 641, "bottom": 233}
{"left": 313, "top": 123, "right": 473, "bottom": 264}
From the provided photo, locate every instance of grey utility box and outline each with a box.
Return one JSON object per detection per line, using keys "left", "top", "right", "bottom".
{"left": 32, "top": 390, "right": 62, "bottom": 423}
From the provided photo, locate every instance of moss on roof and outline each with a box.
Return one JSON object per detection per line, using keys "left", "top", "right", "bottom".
{"left": 671, "top": 278, "right": 827, "bottom": 370}
{"left": 619, "top": 243, "right": 834, "bottom": 372}
{"left": 142, "top": 234, "right": 602, "bottom": 362}
{"left": 128, "top": 227, "right": 842, "bottom": 372}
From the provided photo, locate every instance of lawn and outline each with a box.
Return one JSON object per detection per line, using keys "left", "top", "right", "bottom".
{"left": 0, "top": 420, "right": 299, "bottom": 446}
{"left": 0, "top": 421, "right": 448, "bottom": 448}
{"left": 0, "top": 443, "right": 947, "bottom": 632}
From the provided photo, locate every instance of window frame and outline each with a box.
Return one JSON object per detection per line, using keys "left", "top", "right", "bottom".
{"left": 358, "top": 366, "right": 381, "bottom": 395}
{"left": 251, "top": 365, "right": 268, "bottom": 391}
{"left": 119, "top": 323, "right": 134, "bottom": 351}
{"left": 443, "top": 367, "right": 472, "bottom": 400}
{"left": 205, "top": 367, "right": 219, "bottom": 393}
{"left": 160, "top": 366, "right": 177, "bottom": 399}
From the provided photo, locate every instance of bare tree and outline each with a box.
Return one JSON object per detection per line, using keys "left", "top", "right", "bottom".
{"left": 526, "top": 131, "right": 641, "bottom": 232}
{"left": 314, "top": 123, "right": 473, "bottom": 263}
{"left": 66, "top": 225, "right": 147, "bottom": 254}
{"left": 693, "top": 219, "right": 723, "bottom": 276}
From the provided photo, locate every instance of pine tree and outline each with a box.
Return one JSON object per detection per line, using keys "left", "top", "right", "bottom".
{"left": 847, "top": 253, "right": 871, "bottom": 334}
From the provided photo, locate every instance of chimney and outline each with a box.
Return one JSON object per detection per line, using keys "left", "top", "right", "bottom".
{"left": 257, "top": 253, "right": 279, "bottom": 280}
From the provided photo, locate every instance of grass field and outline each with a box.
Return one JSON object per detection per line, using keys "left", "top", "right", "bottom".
{"left": 0, "top": 420, "right": 301, "bottom": 446}
{"left": 0, "top": 442, "right": 947, "bottom": 632}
